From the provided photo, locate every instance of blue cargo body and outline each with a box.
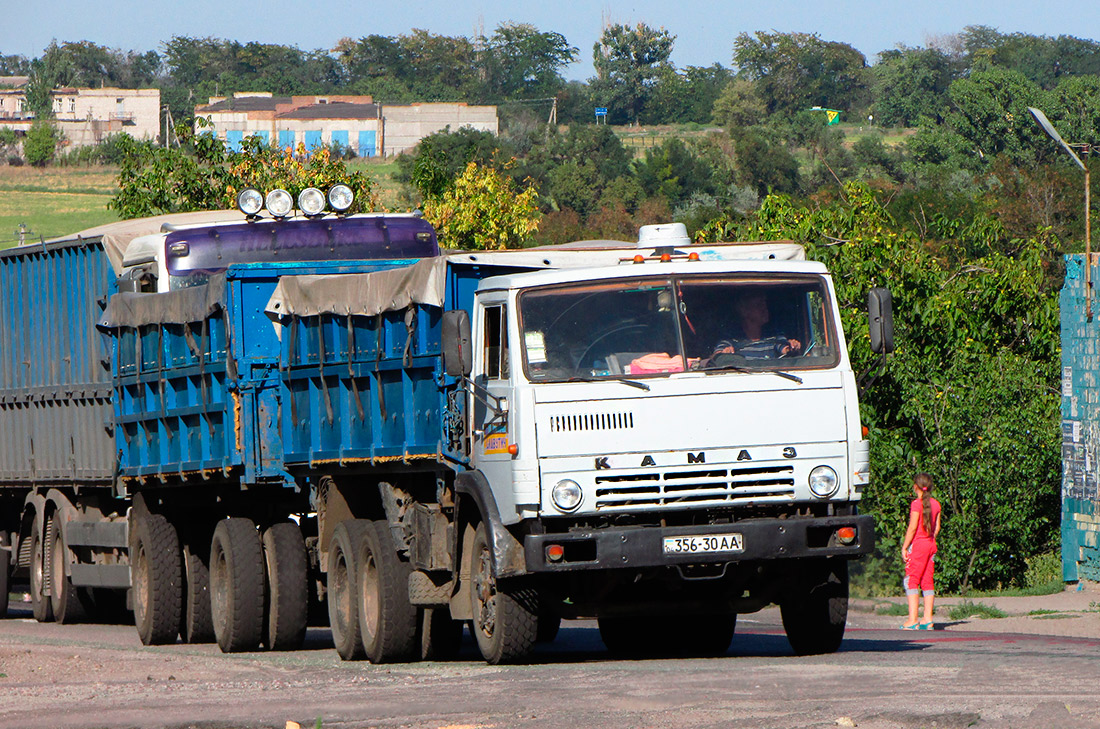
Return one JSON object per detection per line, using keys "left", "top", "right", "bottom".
{"left": 0, "top": 238, "right": 116, "bottom": 486}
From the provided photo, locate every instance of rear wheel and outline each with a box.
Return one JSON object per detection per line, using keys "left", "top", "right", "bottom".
{"left": 181, "top": 536, "right": 215, "bottom": 644}
{"left": 470, "top": 523, "right": 538, "bottom": 665}
{"left": 356, "top": 520, "right": 418, "bottom": 663}
{"left": 131, "top": 511, "right": 183, "bottom": 645}
{"left": 780, "top": 558, "right": 848, "bottom": 656}
{"left": 49, "top": 518, "right": 88, "bottom": 624}
{"left": 327, "top": 520, "right": 370, "bottom": 661}
{"left": 0, "top": 531, "right": 10, "bottom": 618}
{"left": 420, "top": 607, "right": 463, "bottom": 661}
{"left": 30, "top": 519, "right": 53, "bottom": 623}
{"left": 209, "top": 518, "right": 265, "bottom": 653}
{"left": 262, "top": 522, "right": 308, "bottom": 651}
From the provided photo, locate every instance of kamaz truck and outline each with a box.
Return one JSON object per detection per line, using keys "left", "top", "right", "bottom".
{"left": 0, "top": 188, "right": 885, "bottom": 664}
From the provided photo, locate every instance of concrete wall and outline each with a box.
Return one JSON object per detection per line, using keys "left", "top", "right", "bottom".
{"left": 200, "top": 114, "right": 383, "bottom": 156}
{"left": 0, "top": 87, "right": 160, "bottom": 147}
{"left": 1060, "top": 253, "right": 1100, "bottom": 582}
{"left": 381, "top": 103, "right": 499, "bottom": 156}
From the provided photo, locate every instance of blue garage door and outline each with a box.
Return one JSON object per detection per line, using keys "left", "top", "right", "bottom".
{"left": 278, "top": 130, "right": 295, "bottom": 150}
{"left": 226, "top": 130, "right": 243, "bottom": 152}
{"left": 251, "top": 131, "right": 269, "bottom": 146}
{"left": 331, "top": 130, "right": 348, "bottom": 153}
{"left": 304, "top": 130, "right": 323, "bottom": 150}
{"left": 358, "top": 130, "right": 377, "bottom": 158}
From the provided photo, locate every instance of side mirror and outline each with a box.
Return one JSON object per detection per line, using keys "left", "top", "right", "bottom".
{"left": 442, "top": 309, "right": 472, "bottom": 377}
{"left": 868, "top": 288, "right": 895, "bottom": 354}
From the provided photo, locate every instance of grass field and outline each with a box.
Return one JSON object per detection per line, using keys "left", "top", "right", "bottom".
{"left": 0, "top": 165, "right": 120, "bottom": 249}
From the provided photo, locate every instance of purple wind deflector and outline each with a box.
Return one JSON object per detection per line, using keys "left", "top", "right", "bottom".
{"left": 164, "top": 215, "right": 439, "bottom": 276}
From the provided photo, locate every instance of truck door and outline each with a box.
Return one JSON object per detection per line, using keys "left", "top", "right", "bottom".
{"left": 471, "top": 299, "right": 515, "bottom": 492}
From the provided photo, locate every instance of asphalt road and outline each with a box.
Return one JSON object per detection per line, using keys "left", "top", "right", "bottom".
{"left": 1, "top": 600, "right": 1099, "bottom": 729}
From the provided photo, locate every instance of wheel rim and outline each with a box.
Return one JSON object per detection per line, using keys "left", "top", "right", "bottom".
{"left": 473, "top": 542, "right": 496, "bottom": 639}
{"left": 30, "top": 530, "right": 44, "bottom": 602}
{"left": 51, "top": 527, "right": 65, "bottom": 602}
{"left": 133, "top": 540, "right": 149, "bottom": 627}
{"left": 210, "top": 544, "right": 227, "bottom": 631}
{"left": 360, "top": 549, "right": 379, "bottom": 642}
{"left": 332, "top": 548, "right": 351, "bottom": 636}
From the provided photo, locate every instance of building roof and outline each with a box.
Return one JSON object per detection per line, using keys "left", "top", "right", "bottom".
{"left": 198, "top": 96, "right": 293, "bottom": 112}
{"left": 277, "top": 102, "right": 380, "bottom": 120}
{"left": 0, "top": 76, "right": 28, "bottom": 89}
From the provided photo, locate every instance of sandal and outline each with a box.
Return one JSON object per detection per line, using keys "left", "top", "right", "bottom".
{"left": 919, "top": 622, "right": 934, "bottom": 630}
{"left": 900, "top": 623, "right": 920, "bottom": 630}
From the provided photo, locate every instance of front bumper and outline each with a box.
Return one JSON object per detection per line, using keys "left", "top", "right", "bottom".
{"left": 523, "top": 514, "right": 875, "bottom": 573}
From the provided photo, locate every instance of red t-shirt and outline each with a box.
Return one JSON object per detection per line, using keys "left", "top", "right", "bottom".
{"left": 910, "top": 497, "right": 941, "bottom": 545}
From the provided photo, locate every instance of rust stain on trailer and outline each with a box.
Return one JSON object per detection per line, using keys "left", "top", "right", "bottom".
{"left": 233, "top": 391, "right": 243, "bottom": 453}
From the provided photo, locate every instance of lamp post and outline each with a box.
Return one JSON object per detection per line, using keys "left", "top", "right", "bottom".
{"left": 1029, "top": 106, "right": 1092, "bottom": 320}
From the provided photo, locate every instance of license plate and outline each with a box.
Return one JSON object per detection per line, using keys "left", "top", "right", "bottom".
{"left": 662, "top": 533, "right": 743, "bottom": 555}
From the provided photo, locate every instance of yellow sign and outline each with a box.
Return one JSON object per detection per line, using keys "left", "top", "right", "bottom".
{"left": 484, "top": 434, "right": 510, "bottom": 455}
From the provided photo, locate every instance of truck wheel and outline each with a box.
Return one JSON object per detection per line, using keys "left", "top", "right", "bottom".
{"left": 131, "top": 511, "right": 183, "bottom": 645}
{"left": 537, "top": 611, "right": 562, "bottom": 644}
{"left": 597, "top": 616, "right": 648, "bottom": 656}
{"left": 780, "top": 558, "right": 848, "bottom": 656}
{"left": 30, "top": 519, "right": 53, "bottom": 622}
{"left": 420, "top": 607, "right": 463, "bottom": 661}
{"left": 327, "top": 520, "right": 370, "bottom": 660}
{"left": 355, "top": 520, "right": 418, "bottom": 663}
{"left": 49, "top": 518, "right": 88, "bottom": 624}
{"left": 182, "top": 539, "right": 215, "bottom": 643}
{"left": 0, "top": 532, "right": 11, "bottom": 619}
{"left": 677, "top": 613, "right": 736, "bottom": 657}
{"left": 209, "top": 518, "right": 265, "bottom": 653}
{"left": 262, "top": 522, "right": 308, "bottom": 651}
{"left": 470, "top": 522, "right": 538, "bottom": 665}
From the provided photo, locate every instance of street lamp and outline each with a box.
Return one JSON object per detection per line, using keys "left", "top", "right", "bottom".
{"left": 1029, "top": 106, "right": 1092, "bottom": 320}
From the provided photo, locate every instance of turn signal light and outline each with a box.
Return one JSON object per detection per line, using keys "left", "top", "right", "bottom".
{"left": 546, "top": 544, "right": 565, "bottom": 562}
{"left": 660, "top": 253, "right": 672, "bottom": 262}
{"left": 687, "top": 251, "right": 699, "bottom": 261}
{"left": 507, "top": 443, "right": 519, "bottom": 456}
{"left": 837, "top": 527, "right": 857, "bottom": 545}
{"left": 633, "top": 254, "right": 645, "bottom": 264}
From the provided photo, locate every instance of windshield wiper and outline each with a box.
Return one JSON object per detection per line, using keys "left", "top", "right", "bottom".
{"left": 566, "top": 375, "right": 651, "bottom": 391}
{"left": 705, "top": 363, "right": 802, "bottom": 385}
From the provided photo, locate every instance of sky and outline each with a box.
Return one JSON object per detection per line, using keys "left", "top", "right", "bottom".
{"left": 6, "top": 0, "right": 1100, "bottom": 79}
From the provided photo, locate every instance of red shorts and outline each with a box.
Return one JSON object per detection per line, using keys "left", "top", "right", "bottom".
{"left": 904, "top": 541, "right": 936, "bottom": 595}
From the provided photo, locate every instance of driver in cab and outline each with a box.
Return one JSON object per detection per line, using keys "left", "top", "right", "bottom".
{"left": 712, "top": 290, "right": 801, "bottom": 359}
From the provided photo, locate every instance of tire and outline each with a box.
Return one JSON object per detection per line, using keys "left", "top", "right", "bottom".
{"left": 0, "top": 532, "right": 11, "bottom": 619}
{"left": 182, "top": 538, "right": 215, "bottom": 644}
{"left": 262, "top": 522, "right": 308, "bottom": 651}
{"left": 676, "top": 614, "right": 736, "bottom": 657}
{"left": 780, "top": 558, "right": 848, "bottom": 656}
{"left": 597, "top": 616, "right": 648, "bottom": 656}
{"left": 30, "top": 519, "right": 53, "bottom": 623}
{"left": 50, "top": 519, "right": 87, "bottom": 624}
{"left": 420, "top": 606, "right": 463, "bottom": 661}
{"left": 209, "top": 518, "right": 265, "bottom": 653}
{"left": 327, "top": 520, "right": 370, "bottom": 661}
{"left": 536, "top": 610, "right": 562, "bottom": 644}
{"left": 470, "top": 522, "right": 538, "bottom": 665}
{"left": 356, "top": 520, "right": 418, "bottom": 663}
{"left": 131, "top": 511, "right": 183, "bottom": 645}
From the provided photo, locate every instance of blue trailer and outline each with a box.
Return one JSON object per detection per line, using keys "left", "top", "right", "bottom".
{"left": 2, "top": 196, "right": 882, "bottom": 665}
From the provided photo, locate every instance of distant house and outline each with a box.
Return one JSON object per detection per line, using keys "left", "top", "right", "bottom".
{"left": 0, "top": 79, "right": 160, "bottom": 148}
{"left": 194, "top": 92, "right": 498, "bottom": 158}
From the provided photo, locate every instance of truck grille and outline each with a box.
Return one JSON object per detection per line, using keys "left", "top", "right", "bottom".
{"left": 594, "top": 464, "right": 795, "bottom": 510}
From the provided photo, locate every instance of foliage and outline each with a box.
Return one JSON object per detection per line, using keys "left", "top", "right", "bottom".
{"left": 23, "top": 121, "right": 60, "bottom": 166}
{"left": 111, "top": 122, "right": 376, "bottom": 219}
{"left": 590, "top": 23, "right": 675, "bottom": 124}
{"left": 945, "top": 66, "right": 1048, "bottom": 166}
{"left": 947, "top": 600, "right": 1007, "bottom": 620}
{"left": 712, "top": 78, "right": 767, "bottom": 129}
{"left": 394, "top": 127, "right": 504, "bottom": 201}
{"left": 421, "top": 161, "right": 540, "bottom": 249}
{"left": 643, "top": 64, "right": 733, "bottom": 125}
{"left": 871, "top": 46, "right": 958, "bottom": 126}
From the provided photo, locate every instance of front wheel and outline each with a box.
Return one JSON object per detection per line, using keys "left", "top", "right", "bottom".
{"left": 780, "top": 558, "right": 848, "bottom": 656}
{"left": 470, "top": 522, "right": 538, "bottom": 665}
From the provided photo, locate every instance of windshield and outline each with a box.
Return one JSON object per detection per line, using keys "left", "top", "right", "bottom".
{"left": 518, "top": 274, "right": 839, "bottom": 382}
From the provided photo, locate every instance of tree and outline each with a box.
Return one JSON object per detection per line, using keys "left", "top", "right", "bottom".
{"left": 712, "top": 78, "right": 767, "bottom": 129}
{"left": 23, "top": 120, "right": 59, "bottom": 166}
{"left": 733, "top": 31, "right": 868, "bottom": 115}
{"left": 480, "top": 23, "right": 578, "bottom": 100}
{"left": 422, "top": 161, "right": 540, "bottom": 249}
{"left": 871, "top": 46, "right": 958, "bottom": 126}
{"left": 945, "top": 66, "right": 1048, "bottom": 165}
{"left": 729, "top": 127, "right": 800, "bottom": 196}
{"left": 644, "top": 63, "right": 732, "bottom": 124}
{"left": 393, "top": 127, "right": 505, "bottom": 201}
{"left": 590, "top": 23, "right": 675, "bottom": 124}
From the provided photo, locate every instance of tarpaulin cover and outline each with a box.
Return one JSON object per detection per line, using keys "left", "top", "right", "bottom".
{"left": 265, "top": 257, "right": 447, "bottom": 319}
{"left": 98, "top": 274, "right": 227, "bottom": 330}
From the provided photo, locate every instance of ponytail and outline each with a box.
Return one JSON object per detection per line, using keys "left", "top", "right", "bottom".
{"left": 914, "top": 473, "right": 934, "bottom": 538}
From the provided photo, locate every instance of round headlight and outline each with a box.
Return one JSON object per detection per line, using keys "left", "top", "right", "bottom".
{"left": 265, "top": 189, "right": 294, "bottom": 218}
{"left": 552, "top": 479, "right": 583, "bottom": 512}
{"left": 809, "top": 465, "right": 839, "bottom": 498}
{"left": 328, "top": 184, "right": 354, "bottom": 212}
{"left": 236, "top": 187, "right": 263, "bottom": 216}
{"left": 298, "top": 187, "right": 326, "bottom": 216}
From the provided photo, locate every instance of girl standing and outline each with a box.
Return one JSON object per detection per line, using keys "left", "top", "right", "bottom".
{"left": 901, "top": 473, "right": 942, "bottom": 629}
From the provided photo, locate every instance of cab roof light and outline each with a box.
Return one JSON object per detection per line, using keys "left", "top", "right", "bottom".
{"left": 236, "top": 188, "right": 263, "bottom": 218}
{"left": 265, "top": 189, "right": 294, "bottom": 219}
{"left": 298, "top": 187, "right": 326, "bottom": 217}
{"left": 328, "top": 184, "right": 354, "bottom": 213}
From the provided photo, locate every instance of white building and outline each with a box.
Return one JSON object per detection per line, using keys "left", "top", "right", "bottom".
{"left": 0, "top": 79, "right": 160, "bottom": 148}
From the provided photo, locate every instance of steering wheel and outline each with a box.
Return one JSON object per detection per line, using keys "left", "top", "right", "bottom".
{"left": 576, "top": 324, "right": 649, "bottom": 369}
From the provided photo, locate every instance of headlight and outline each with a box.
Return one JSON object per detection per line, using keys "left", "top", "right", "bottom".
{"left": 236, "top": 188, "right": 263, "bottom": 216}
{"left": 809, "top": 465, "right": 839, "bottom": 498}
{"left": 552, "top": 479, "right": 583, "bottom": 512}
{"left": 265, "top": 189, "right": 294, "bottom": 218}
{"left": 328, "top": 184, "right": 354, "bottom": 212}
{"left": 298, "top": 187, "right": 326, "bottom": 216}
